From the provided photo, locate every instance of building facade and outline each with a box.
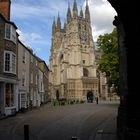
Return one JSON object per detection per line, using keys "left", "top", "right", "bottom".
{"left": 17, "top": 41, "right": 30, "bottom": 110}
{"left": 18, "top": 42, "right": 49, "bottom": 109}
{"left": 38, "top": 60, "right": 50, "bottom": 103}
{"left": 0, "top": 0, "right": 50, "bottom": 115}
{"left": 49, "top": 0, "right": 98, "bottom": 101}
{"left": 0, "top": 0, "right": 19, "bottom": 116}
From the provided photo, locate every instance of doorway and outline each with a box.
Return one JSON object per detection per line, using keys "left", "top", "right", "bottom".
{"left": 87, "top": 91, "right": 94, "bottom": 103}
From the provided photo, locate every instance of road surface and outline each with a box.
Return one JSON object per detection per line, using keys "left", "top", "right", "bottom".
{"left": 0, "top": 100, "right": 119, "bottom": 140}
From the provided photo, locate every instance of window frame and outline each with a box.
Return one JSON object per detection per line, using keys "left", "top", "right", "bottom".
{"left": 5, "top": 23, "right": 17, "bottom": 44}
{"left": 4, "top": 51, "right": 16, "bottom": 74}
{"left": 22, "top": 71, "right": 26, "bottom": 87}
{"left": 22, "top": 48, "right": 26, "bottom": 64}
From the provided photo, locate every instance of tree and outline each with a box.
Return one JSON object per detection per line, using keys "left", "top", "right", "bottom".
{"left": 96, "top": 28, "right": 119, "bottom": 95}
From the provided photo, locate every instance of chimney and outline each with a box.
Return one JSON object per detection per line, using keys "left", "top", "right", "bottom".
{"left": 0, "top": 0, "right": 11, "bottom": 20}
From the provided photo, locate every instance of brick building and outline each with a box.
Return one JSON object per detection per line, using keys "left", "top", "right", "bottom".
{"left": 0, "top": 0, "right": 19, "bottom": 116}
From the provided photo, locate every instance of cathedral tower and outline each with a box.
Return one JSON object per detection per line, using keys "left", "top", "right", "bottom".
{"left": 49, "top": 0, "right": 99, "bottom": 100}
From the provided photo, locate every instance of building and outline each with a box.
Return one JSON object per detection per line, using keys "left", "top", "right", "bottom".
{"left": 18, "top": 41, "right": 49, "bottom": 109}
{"left": 29, "top": 53, "right": 49, "bottom": 107}
{"left": 0, "top": 0, "right": 19, "bottom": 116}
{"left": 49, "top": 0, "right": 98, "bottom": 101}
{"left": 0, "top": 0, "right": 50, "bottom": 115}
{"left": 38, "top": 59, "right": 50, "bottom": 104}
{"left": 17, "top": 41, "right": 31, "bottom": 110}
{"left": 29, "top": 53, "right": 39, "bottom": 107}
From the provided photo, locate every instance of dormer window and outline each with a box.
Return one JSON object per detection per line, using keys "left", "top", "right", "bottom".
{"left": 5, "top": 23, "right": 17, "bottom": 44}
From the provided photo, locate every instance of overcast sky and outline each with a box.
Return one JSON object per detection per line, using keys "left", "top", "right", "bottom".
{"left": 11, "top": 0, "right": 117, "bottom": 65}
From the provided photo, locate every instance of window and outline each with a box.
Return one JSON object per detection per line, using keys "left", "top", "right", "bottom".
{"left": 35, "top": 60, "right": 38, "bottom": 66}
{"left": 12, "top": 54, "right": 16, "bottom": 73}
{"left": 5, "top": 23, "right": 17, "bottom": 44}
{"left": 5, "top": 24, "right": 11, "bottom": 39}
{"left": 5, "top": 83, "right": 14, "bottom": 107}
{"left": 4, "top": 51, "right": 16, "bottom": 74}
{"left": 22, "top": 71, "right": 26, "bottom": 87}
{"left": 31, "top": 56, "right": 33, "bottom": 63}
{"left": 22, "top": 49, "right": 26, "bottom": 63}
{"left": 83, "top": 60, "right": 85, "bottom": 64}
{"left": 5, "top": 53, "right": 10, "bottom": 71}
{"left": 21, "top": 93, "right": 26, "bottom": 108}
{"left": 35, "top": 74, "right": 38, "bottom": 85}
{"left": 83, "top": 68, "right": 89, "bottom": 77}
{"left": 31, "top": 72, "right": 33, "bottom": 83}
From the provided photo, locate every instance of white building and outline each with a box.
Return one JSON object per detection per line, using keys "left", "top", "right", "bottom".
{"left": 17, "top": 41, "right": 30, "bottom": 110}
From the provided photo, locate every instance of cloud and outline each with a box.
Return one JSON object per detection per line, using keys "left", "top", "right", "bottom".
{"left": 30, "top": 33, "right": 42, "bottom": 41}
{"left": 11, "top": 1, "right": 67, "bottom": 20}
{"left": 13, "top": 0, "right": 117, "bottom": 64}
{"left": 17, "top": 29, "right": 42, "bottom": 43}
{"left": 83, "top": 0, "right": 117, "bottom": 41}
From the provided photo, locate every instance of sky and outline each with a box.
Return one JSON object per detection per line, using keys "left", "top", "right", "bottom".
{"left": 11, "top": 0, "right": 117, "bottom": 65}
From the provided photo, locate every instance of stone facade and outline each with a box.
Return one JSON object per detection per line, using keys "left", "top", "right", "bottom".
{"left": 29, "top": 54, "right": 39, "bottom": 107}
{"left": 0, "top": 7, "right": 18, "bottom": 115}
{"left": 49, "top": 0, "right": 99, "bottom": 101}
{"left": 29, "top": 54, "right": 49, "bottom": 107}
{"left": 0, "top": 0, "right": 50, "bottom": 115}
{"left": 17, "top": 42, "right": 49, "bottom": 109}
{"left": 38, "top": 60, "right": 50, "bottom": 103}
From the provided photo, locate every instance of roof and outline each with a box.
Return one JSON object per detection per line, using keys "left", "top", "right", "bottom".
{"left": 0, "top": 12, "right": 18, "bottom": 29}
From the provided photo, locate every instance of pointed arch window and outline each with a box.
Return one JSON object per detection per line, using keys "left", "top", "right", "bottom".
{"left": 83, "top": 68, "right": 89, "bottom": 77}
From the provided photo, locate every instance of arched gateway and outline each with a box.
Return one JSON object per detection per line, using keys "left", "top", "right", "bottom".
{"left": 87, "top": 91, "right": 94, "bottom": 103}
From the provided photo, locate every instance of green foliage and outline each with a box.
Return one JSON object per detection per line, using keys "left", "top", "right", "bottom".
{"left": 97, "top": 28, "right": 119, "bottom": 94}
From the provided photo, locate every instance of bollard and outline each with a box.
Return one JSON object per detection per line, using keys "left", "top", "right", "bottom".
{"left": 71, "top": 136, "right": 78, "bottom": 140}
{"left": 24, "top": 124, "right": 29, "bottom": 140}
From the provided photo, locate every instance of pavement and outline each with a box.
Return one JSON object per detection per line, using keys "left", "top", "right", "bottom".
{"left": 94, "top": 116, "right": 118, "bottom": 140}
{"left": 0, "top": 100, "right": 119, "bottom": 140}
{"left": 94, "top": 100, "right": 119, "bottom": 140}
{"left": 0, "top": 115, "right": 7, "bottom": 120}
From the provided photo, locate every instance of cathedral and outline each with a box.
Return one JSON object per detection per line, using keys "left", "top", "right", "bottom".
{"left": 49, "top": 0, "right": 107, "bottom": 101}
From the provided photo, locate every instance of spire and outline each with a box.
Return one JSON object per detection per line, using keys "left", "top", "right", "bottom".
{"left": 57, "top": 12, "right": 61, "bottom": 30}
{"left": 64, "top": 20, "right": 67, "bottom": 32}
{"left": 73, "top": 0, "right": 78, "bottom": 19}
{"left": 67, "top": 1, "right": 72, "bottom": 23}
{"left": 52, "top": 18, "right": 56, "bottom": 35}
{"left": 85, "top": 0, "right": 90, "bottom": 22}
{"left": 80, "top": 6, "right": 83, "bottom": 18}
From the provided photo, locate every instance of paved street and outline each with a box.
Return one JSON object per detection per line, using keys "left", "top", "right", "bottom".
{"left": 0, "top": 100, "right": 119, "bottom": 140}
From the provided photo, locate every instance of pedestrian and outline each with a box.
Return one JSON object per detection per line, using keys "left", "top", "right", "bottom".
{"left": 96, "top": 97, "right": 98, "bottom": 104}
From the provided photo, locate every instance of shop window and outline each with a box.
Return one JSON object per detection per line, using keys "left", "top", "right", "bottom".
{"left": 5, "top": 83, "right": 14, "bottom": 107}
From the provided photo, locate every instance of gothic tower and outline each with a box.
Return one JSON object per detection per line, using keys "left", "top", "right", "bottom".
{"left": 49, "top": 0, "right": 99, "bottom": 100}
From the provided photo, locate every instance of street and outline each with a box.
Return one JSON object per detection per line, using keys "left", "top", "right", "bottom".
{"left": 0, "top": 100, "right": 119, "bottom": 140}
